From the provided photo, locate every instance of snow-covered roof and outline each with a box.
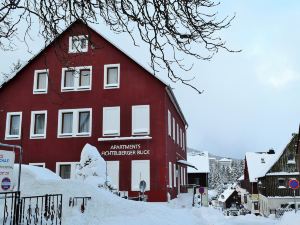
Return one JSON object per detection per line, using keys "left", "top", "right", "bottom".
{"left": 187, "top": 151, "right": 210, "bottom": 174}
{"left": 219, "top": 158, "right": 232, "bottom": 162}
{"left": 218, "top": 187, "right": 236, "bottom": 203}
{"left": 245, "top": 152, "right": 278, "bottom": 182}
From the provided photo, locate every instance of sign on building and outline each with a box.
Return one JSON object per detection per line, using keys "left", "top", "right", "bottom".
{"left": 0, "top": 150, "right": 15, "bottom": 192}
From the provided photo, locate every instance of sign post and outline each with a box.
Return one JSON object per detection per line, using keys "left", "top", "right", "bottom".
{"left": 288, "top": 178, "right": 299, "bottom": 213}
{"left": 0, "top": 143, "right": 23, "bottom": 192}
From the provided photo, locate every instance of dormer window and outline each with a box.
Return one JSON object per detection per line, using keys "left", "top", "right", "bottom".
{"left": 33, "top": 69, "right": 48, "bottom": 94}
{"left": 104, "top": 64, "right": 120, "bottom": 89}
{"left": 69, "top": 35, "right": 88, "bottom": 53}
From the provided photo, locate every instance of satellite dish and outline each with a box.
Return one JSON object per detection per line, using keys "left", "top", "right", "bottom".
{"left": 139, "top": 180, "right": 147, "bottom": 193}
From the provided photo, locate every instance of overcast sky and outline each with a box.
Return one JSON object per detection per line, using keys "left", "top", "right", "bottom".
{"left": 1, "top": 1, "right": 300, "bottom": 159}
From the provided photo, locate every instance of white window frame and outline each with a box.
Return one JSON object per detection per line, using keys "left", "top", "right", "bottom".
{"left": 103, "top": 106, "right": 120, "bottom": 137}
{"left": 33, "top": 69, "right": 48, "bottom": 94}
{"left": 68, "top": 35, "right": 88, "bottom": 53}
{"left": 131, "top": 160, "right": 150, "bottom": 191}
{"left": 177, "top": 124, "right": 179, "bottom": 145}
{"left": 29, "top": 163, "right": 46, "bottom": 168}
{"left": 183, "top": 132, "right": 185, "bottom": 151}
{"left": 104, "top": 64, "right": 120, "bottom": 89}
{"left": 172, "top": 118, "right": 175, "bottom": 141}
{"left": 61, "top": 66, "right": 92, "bottom": 92}
{"left": 30, "top": 110, "right": 47, "bottom": 139}
{"left": 168, "top": 110, "right": 172, "bottom": 137}
{"left": 5, "top": 112, "right": 22, "bottom": 140}
{"left": 57, "top": 108, "right": 92, "bottom": 138}
{"left": 132, "top": 105, "right": 150, "bottom": 136}
{"left": 180, "top": 128, "right": 182, "bottom": 148}
{"left": 56, "top": 162, "right": 79, "bottom": 179}
{"left": 173, "top": 163, "right": 177, "bottom": 188}
{"left": 169, "top": 162, "right": 173, "bottom": 188}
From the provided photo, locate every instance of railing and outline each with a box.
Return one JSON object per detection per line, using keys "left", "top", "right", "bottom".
{"left": 0, "top": 191, "right": 20, "bottom": 225}
{"left": 69, "top": 197, "right": 91, "bottom": 213}
{"left": 18, "top": 194, "right": 62, "bottom": 225}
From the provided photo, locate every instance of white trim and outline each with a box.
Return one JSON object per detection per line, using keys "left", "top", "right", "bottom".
{"left": 169, "top": 162, "right": 173, "bottom": 188}
{"left": 30, "top": 110, "right": 47, "bottom": 139}
{"left": 57, "top": 108, "right": 92, "bottom": 138}
{"left": 173, "top": 163, "right": 177, "bottom": 188}
{"left": 177, "top": 123, "right": 179, "bottom": 145}
{"left": 104, "top": 64, "right": 120, "bottom": 89}
{"left": 132, "top": 105, "right": 150, "bottom": 136}
{"left": 168, "top": 110, "right": 171, "bottom": 137}
{"left": 61, "top": 66, "right": 92, "bottom": 92}
{"left": 68, "top": 35, "right": 88, "bottom": 53}
{"left": 98, "top": 136, "right": 152, "bottom": 141}
{"left": 5, "top": 112, "right": 22, "bottom": 140}
{"left": 33, "top": 69, "right": 48, "bottom": 94}
{"left": 29, "top": 163, "right": 46, "bottom": 168}
{"left": 56, "top": 162, "right": 80, "bottom": 179}
{"left": 102, "top": 106, "right": 120, "bottom": 136}
{"left": 172, "top": 117, "right": 175, "bottom": 141}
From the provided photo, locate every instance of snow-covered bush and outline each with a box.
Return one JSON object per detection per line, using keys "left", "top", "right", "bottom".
{"left": 76, "top": 143, "right": 114, "bottom": 190}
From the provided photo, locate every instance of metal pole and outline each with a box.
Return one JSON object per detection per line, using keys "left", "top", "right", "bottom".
{"left": 294, "top": 190, "right": 297, "bottom": 214}
{"left": 0, "top": 143, "right": 23, "bottom": 192}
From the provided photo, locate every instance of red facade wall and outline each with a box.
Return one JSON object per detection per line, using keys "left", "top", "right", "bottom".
{"left": 0, "top": 21, "right": 187, "bottom": 202}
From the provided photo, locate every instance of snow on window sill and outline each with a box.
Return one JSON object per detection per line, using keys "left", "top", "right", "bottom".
{"left": 98, "top": 136, "right": 152, "bottom": 141}
{"left": 278, "top": 186, "right": 286, "bottom": 189}
{"left": 287, "top": 160, "right": 296, "bottom": 165}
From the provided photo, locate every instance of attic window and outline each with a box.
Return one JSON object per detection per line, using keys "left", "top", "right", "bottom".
{"left": 33, "top": 69, "right": 48, "bottom": 94}
{"left": 104, "top": 64, "right": 120, "bottom": 89}
{"left": 261, "top": 158, "right": 265, "bottom": 163}
{"left": 278, "top": 178, "right": 286, "bottom": 188}
{"left": 69, "top": 35, "right": 88, "bottom": 53}
{"left": 287, "top": 154, "right": 296, "bottom": 164}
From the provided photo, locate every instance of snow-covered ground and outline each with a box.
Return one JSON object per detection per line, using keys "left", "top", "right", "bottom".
{"left": 11, "top": 165, "right": 300, "bottom": 225}
{"left": 7, "top": 144, "right": 300, "bottom": 225}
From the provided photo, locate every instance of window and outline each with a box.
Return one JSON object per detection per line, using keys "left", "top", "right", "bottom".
{"left": 30, "top": 111, "right": 47, "bottom": 139}
{"left": 278, "top": 178, "right": 286, "bottom": 188}
{"left": 60, "top": 164, "right": 71, "bottom": 179}
{"left": 58, "top": 108, "right": 92, "bottom": 137}
{"left": 29, "top": 163, "right": 45, "bottom": 168}
{"left": 287, "top": 154, "right": 296, "bottom": 164}
{"left": 107, "top": 161, "right": 120, "bottom": 190}
{"left": 103, "top": 107, "right": 120, "bottom": 136}
{"left": 56, "top": 162, "right": 79, "bottom": 179}
{"left": 69, "top": 35, "right": 88, "bottom": 53}
{"left": 5, "top": 112, "right": 22, "bottom": 140}
{"left": 132, "top": 105, "right": 150, "bottom": 135}
{"left": 168, "top": 110, "right": 172, "bottom": 136}
{"left": 180, "top": 128, "right": 183, "bottom": 148}
{"left": 33, "top": 69, "right": 48, "bottom": 94}
{"left": 104, "top": 64, "right": 120, "bottom": 89}
{"left": 173, "top": 164, "right": 177, "bottom": 188}
{"left": 61, "top": 66, "right": 92, "bottom": 91}
{"left": 183, "top": 132, "right": 185, "bottom": 150}
{"left": 169, "top": 162, "right": 173, "bottom": 188}
{"left": 131, "top": 160, "right": 150, "bottom": 191}
{"left": 172, "top": 118, "right": 176, "bottom": 141}
{"left": 177, "top": 124, "right": 179, "bottom": 145}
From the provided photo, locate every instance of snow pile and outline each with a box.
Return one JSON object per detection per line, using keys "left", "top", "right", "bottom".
{"left": 278, "top": 211, "right": 300, "bottom": 225}
{"left": 76, "top": 143, "right": 111, "bottom": 188}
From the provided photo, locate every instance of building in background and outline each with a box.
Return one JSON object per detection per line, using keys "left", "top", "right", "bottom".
{"left": 218, "top": 158, "right": 232, "bottom": 169}
{"left": 0, "top": 20, "right": 189, "bottom": 202}
{"left": 187, "top": 151, "right": 210, "bottom": 187}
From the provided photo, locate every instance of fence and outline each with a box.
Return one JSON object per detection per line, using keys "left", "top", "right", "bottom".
{"left": 0, "top": 192, "right": 62, "bottom": 225}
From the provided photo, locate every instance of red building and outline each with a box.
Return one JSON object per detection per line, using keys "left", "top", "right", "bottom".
{"left": 0, "top": 20, "right": 188, "bottom": 202}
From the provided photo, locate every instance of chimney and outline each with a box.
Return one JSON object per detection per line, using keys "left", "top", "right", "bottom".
{"left": 267, "top": 149, "right": 275, "bottom": 154}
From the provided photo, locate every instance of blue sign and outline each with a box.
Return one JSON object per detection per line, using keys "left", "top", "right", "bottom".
{"left": 1, "top": 177, "right": 11, "bottom": 190}
{"left": 289, "top": 179, "right": 299, "bottom": 190}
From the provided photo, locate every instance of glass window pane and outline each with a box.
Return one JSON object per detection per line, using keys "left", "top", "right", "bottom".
{"left": 72, "top": 37, "right": 79, "bottom": 50}
{"left": 62, "top": 112, "right": 73, "bottom": 134}
{"left": 79, "top": 69, "right": 90, "bottom": 87}
{"left": 59, "top": 165, "right": 71, "bottom": 179}
{"left": 64, "top": 70, "right": 75, "bottom": 87}
{"left": 9, "top": 115, "right": 20, "bottom": 135}
{"left": 34, "top": 114, "right": 45, "bottom": 135}
{"left": 107, "top": 67, "right": 118, "bottom": 85}
{"left": 81, "top": 38, "right": 87, "bottom": 49}
{"left": 37, "top": 72, "right": 47, "bottom": 90}
{"left": 78, "top": 111, "right": 90, "bottom": 133}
